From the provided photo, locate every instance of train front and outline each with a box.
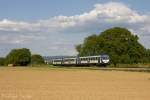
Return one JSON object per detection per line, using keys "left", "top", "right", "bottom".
{"left": 101, "top": 54, "right": 110, "bottom": 65}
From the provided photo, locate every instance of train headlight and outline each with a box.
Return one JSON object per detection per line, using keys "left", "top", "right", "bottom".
{"left": 102, "top": 59, "right": 109, "bottom": 63}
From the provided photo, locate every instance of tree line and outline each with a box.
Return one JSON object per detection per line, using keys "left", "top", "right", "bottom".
{"left": 76, "top": 27, "right": 150, "bottom": 66}
{"left": 1, "top": 27, "right": 150, "bottom": 67}
{"left": 0, "top": 48, "right": 45, "bottom": 66}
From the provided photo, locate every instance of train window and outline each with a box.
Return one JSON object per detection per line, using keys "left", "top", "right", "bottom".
{"left": 96, "top": 57, "right": 98, "bottom": 60}
{"left": 94, "top": 57, "right": 95, "bottom": 60}
{"left": 86, "top": 58, "right": 88, "bottom": 61}
{"left": 102, "top": 57, "right": 108, "bottom": 60}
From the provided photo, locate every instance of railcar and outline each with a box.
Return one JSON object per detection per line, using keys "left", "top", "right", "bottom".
{"left": 79, "top": 56, "right": 100, "bottom": 65}
{"left": 52, "top": 59, "right": 63, "bottom": 66}
{"left": 63, "top": 57, "right": 77, "bottom": 65}
{"left": 52, "top": 54, "right": 110, "bottom": 67}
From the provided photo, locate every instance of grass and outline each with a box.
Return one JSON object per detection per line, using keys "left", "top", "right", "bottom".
{"left": 1, "top": 63, "right": 150, "bottom": 73}
{"left": 0, "top": 65, "right": 96, "bottom": 71}
{"left": 108, "top": 63, "right": 150, "bottom": 68}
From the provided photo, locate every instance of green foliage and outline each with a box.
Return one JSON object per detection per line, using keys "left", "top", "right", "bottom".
{"left": 76, "top": 27, "right": 147, "bottom": 66}
{"left": 75, "top": 44, "right": 82, "bottom": 55}
{"left": 31, "top": 54, "right": 45, "bottom": 65}
{"left": 5, "top": 48, "right": 31, "bottom": 66}
{"left": 0, "top": 57, "right": 5, "bottom": 66}
{"left": 142, "top": 49, "right": 150, "bottom": 63}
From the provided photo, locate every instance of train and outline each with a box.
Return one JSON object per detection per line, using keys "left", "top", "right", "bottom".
{"left": 52, "top": 54, "right": 110, "bottom": 66}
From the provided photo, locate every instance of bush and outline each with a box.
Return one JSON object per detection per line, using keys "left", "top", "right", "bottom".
{"left": 0, "top": 57, "right": 5, "bottom": 66}
{"left": 31, "top": 54, "right": 45, "bottom": 65}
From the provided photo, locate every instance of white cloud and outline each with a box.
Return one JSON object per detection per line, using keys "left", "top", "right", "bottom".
{"left": 0, "top": 2, "right": 149, "bottom": 34}
{"left": 0, "top": 2, "right": 150, "bottom": 56}
{"left": 0, "top": 19, "right": 41, "bottom": 31}
{"left": 0, "top": 34, "right": 46, "bottom": 44}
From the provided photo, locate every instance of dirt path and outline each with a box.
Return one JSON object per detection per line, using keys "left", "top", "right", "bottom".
{"left": 0, "top": 68, "right": 150, "bottom": 100}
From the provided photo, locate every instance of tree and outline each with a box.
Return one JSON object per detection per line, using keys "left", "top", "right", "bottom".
{"left": 75, "top": 44, "right": 82, "bottom": 56}
{"left": 31, "top": 54, "right": 45, "bottom": 65}
{"left": 5, "top": 48, "right": 31, "bottom": 66}
{"left": 142, "top": 49, "right": 150, "bottom": 63}
{"left": 76, "top": 27, "right": 146, "bottom": 66}
{"left": 0, "top": 57, "right": 5, "bottom": 66}
{"left": 77, "top": 34, "right": 100, "bottom": 56}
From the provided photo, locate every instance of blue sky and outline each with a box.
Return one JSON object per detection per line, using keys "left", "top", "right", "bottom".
{"left": 0, "top": 0, "right": 150, "bottom": 57}
{"left": 0, "top": 0, "right": 149, "bottom": 20}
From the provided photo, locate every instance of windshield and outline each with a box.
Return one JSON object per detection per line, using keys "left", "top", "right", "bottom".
{"left": 101, "top": 55, "right": 109, "bottom": 60}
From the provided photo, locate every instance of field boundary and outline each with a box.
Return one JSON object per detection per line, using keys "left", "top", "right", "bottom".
{"left": 49, "top": 66, "right": 150, "bottom": 73}
{"left": 0, "top": 66, "right": 150, "bottom": 73}
{"left": 97, "top": 67, "right": 150, "bottom": 72}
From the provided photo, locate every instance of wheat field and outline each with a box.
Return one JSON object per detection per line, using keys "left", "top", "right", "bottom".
{"left": 0, "top": 67, "right": 150, "bottom": 100}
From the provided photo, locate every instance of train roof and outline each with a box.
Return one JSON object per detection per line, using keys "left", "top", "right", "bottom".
{"left": 79, "top": 55, "right": 100, "bottom": 58}
{"left": 52, "top": 54, "right": 109, "bottom": 60}
{"left": 63, "top": 57, "right": 77, "bottom": 59}
{"left": 52, "top": 59, "right": 63, "bottom": 61}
